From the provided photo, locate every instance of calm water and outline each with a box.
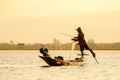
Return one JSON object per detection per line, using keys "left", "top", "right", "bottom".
{"left": 0, "top": 50, "right": 120, "bottom": 80}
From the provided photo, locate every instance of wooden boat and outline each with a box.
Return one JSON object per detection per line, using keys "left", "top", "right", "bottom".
{"left": 39, "top": 56, "right": 84, "bottom": 66}
{"left": 39, "top": 48, "right": 84, "bottom": 66}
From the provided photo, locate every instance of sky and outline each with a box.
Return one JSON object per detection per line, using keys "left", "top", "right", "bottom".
{"left": 0, "top": 0, "right": 120, "bottom": 44}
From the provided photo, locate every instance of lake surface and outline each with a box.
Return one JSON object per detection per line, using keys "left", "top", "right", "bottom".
{"left": 0, "top": 50, "right": 120, "bottom": 80}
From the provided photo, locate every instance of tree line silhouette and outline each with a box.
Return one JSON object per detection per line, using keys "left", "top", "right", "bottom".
{"left": 0, "top": 39, "right": 120, "bottom": 50}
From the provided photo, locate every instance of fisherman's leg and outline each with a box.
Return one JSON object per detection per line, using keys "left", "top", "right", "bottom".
{"left": 79, "top": 46, "right": 85, "bottom": 62}
{"left": 80, "top": 50, "right": 84, "bottom": 62}
{"left": 80, "top": 47, "right": 84, "bottom": 57}
{"left": 81, "top": 50, "right": 84, "bottom": 57}
{"left": 85, "top": 45, "right": 96, "bottom": 57}
{"left": 89, "top": 49, "right": 96, "bottom": 57}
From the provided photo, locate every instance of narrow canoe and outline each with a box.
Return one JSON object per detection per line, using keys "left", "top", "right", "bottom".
{"left": 39, "top": 56, "right": 84, "bottom": 66}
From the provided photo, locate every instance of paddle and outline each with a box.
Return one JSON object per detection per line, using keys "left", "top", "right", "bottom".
{"left": 94, "top": 57, "right": 99, "bottom": 64}
{"left": 91, "top": 52, "right": 99, "bottom": 64}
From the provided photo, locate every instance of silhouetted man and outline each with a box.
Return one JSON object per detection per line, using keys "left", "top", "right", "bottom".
{"left": 71, "top": 27, "right": 96, "bottom": 58}
{"left": 39, "top": 48, "right": 50, "bottom": 57}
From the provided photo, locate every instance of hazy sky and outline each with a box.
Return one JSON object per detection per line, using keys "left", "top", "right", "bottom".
{"left": 0, "top": 0, "right": 120, "bottom": 44}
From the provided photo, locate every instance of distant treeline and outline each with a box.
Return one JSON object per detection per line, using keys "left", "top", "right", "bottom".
{"left": 0, "top": 39, "right": 120, "bottom": 50}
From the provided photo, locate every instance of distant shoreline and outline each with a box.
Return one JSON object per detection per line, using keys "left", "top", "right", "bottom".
{"left": 0, "top": 42, "right": 120, "bottom": 50}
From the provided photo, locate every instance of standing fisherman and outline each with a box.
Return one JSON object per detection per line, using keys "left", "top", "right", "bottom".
{"left": 71, "top": 27, "right": 96, "bottom": 59}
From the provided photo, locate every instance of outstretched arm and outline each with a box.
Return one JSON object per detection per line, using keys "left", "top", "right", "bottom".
{"left": 71, "top": 37, "right": 78, "bottom": 41}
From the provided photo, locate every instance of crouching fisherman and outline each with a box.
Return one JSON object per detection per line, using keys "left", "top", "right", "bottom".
{"left": 39, "top": 48, "right": 65, "bottom": 66}
{"left": 39, "top": 48, "right": 50, "bottom": 57}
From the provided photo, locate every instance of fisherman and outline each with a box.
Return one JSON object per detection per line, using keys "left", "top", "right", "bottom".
{"left": 39, "top": 48, "right": 50, "bottom": 57}
{"left": 71, "top": 27, "right": 96, "bottom": 59}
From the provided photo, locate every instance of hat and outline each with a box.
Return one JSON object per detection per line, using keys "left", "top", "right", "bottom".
{"left": 76, "top": 27, "right": 81, "bottom": 31}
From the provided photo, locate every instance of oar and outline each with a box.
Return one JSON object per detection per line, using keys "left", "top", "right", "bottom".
{"left": 94, "top": 57, "right": 99, "bottom": 64}
{"left": 91, "top": 52, "right": 99, "bottom": 64}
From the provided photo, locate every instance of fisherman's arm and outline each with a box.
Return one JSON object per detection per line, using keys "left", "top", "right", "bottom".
{"left": 71, "top": 37, "right": 78, "bottom": 41}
